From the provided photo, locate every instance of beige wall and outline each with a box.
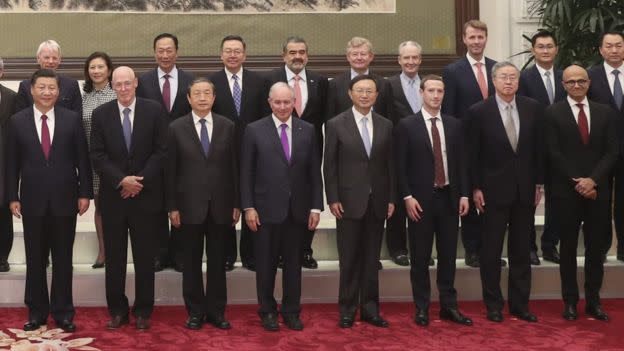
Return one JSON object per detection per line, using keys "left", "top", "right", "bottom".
{"left": 0, "top": 0, "right": 455, "bottom": 58}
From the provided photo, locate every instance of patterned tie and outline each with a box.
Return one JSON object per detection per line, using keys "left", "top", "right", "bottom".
{"left": 280, "top": 123, "right": 290, "bottom": 162}
{"left": 122, "top": 107, "right": 132, "bottom": 150}
{"left": 613, "top": 70, "right": 623, "bottom": 110}
{"left": 41, "top": 114, "right": 51, "bottom": 160}
{"left": 232, "top": 74, "right": 242, "bottom": 116}
{"left": 577, "top": 103, "right": 589, "bottom": 145}
{"left": 162, "top": 74, "right": 171, "bottom": 113}
{"left": 475, "top": 62, "right": 489, "bottom": 100}
{"left": 430, "top": 117, "right": 446, "bottom": 187}
{"left": 544, "top": 70, "right": 555, "bottom": 105}
{"left": 293, "top": 75, "right": 303, "bottom": 117}
{"left": 504, "top": 105, "right": 518, "bottom": 152}
{"left": 406, "top": 79, "right": 422, "bottom": 113}
{"left": 199, "top": 118, "right": 210, "bottom": 156}
{"left": 360, "top": 117, "right": 372, "bottom": 157}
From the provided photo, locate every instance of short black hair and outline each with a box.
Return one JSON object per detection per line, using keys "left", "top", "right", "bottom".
{"left": 187, "top": 77, "right": 215, "bottom": 96}
{"left": 531, "top": 30, "right": 557, "bottom": 47}
{"left": 221, "top": 35, "right": 246, "bottom": 50}
{"left": 30, "top": 68, "right": 59, "bottom": 86}
{"left": 83, "top": 51, "right": 114, "bottom": 93}
{"left": 349, "top": 74, "right": 377, "bottom": 91}
{"left": 153, "top": 33, "right": 179, "bottom": 51}
{"left": 600, "top": 30, "right": 624, "bottom": 47}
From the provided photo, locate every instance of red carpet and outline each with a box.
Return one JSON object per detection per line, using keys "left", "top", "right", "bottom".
{"left": 1, "top": 300, "right": 623, "bottom": 351}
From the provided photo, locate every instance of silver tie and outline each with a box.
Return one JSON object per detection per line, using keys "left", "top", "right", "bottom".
{"left": 544, "top": 71, "right": 555, "bottom": 105}
{"left": 504, "top": 105, "right": 518, "bottom": 152}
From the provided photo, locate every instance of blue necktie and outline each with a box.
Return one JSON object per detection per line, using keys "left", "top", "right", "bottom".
{"left": 406, "top": 79, "right": 422, "bottom": 113}
{"left": 122, "top": 107, "right": 132, "bottom": 150}
{"left": 199, "top": 118, "right": 210, "bottom": 156}
{"left": 360, "top": 117, "right": 371, "bottom": 157}
{"left": 232, "top": 74, "right": 242, "bottom": 116}
{"left": 613, "top": 70, "right": 623, "bottom": 110}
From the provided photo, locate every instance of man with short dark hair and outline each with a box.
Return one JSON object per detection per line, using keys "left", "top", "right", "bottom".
{"left": 0, "top": 56, "right": 16, "bottom": 272}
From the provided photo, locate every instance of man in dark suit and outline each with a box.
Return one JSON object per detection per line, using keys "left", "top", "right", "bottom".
{"left": 90, "top": 66, "right": 168, "bottom": 331}
{"left": 442, "top": 20, "right": 499, "bottom": 268}
{"left": 0, "top": 57, "right": 16, "bottom": 272}
{"left": 241, "top": 82, "right": 323, "bottom": 331}
{"left": 15, "top": 40, "right": 82, "bottom": 114}
{"left": 470, "top": 62, "right": 543, "bottom": 323}
{"left": 395, "top": 75, "right": 472, "bottom": 327}
{"left": 518, "top": 30, "right": 566, "bottom": 265}
{"left": 137, "top": 33, "right": 195, "bottom": 273}
{"left": 324, "top": 75, "right": 395, "bottom": 328}
{"left": 7, "top": 69, "right": 92, "bottom": 332}
{"left": 587, "top": 31, "right": 624, "bottom": 262}
{"left": 266, "top": 36, "right": 328, "bottom": 269}
{"left": 166, "top": 78, "right": 238, "bottom": 330}
{"left": 546, "top": 64, "right": 618, "bottom": 322}
{"left": 210, "top": 35, "right": 271, "bottom": 272}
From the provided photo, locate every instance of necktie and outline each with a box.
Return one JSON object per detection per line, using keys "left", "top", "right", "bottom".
{"left": 199, "top": 118, "right": 210, "bottom": 156}
{"left": 122, "top": 107, "right": 132, "bottom": 150}
{"left": 430, "top": 117, "right": 446, "bottom": 187}
{"left": 280, "top": 123, "right": 290, "bottom": 162}
{"left": 232, "top": 74, "right": 242, "bottom": 116}
{"left": 475, "top": 62, "right": 488, "bottom": 100}
{"left": 162, "top": 74, "right": 171, "bottom": 113}
{"left": 613, "top": 70, "right": 623, "bottom": 110}
{"left": 41, "top": 114, "right": 51, "bottom": 160}
{"left": 360, "top": 117, "right": 372, "bottom": 157}
{"left": 293, "top": 75, "right": 303, "bottom": 117}
{"left": 577, "top": 103, "right": 589, "bottom": 145}
{"left": 406, "top": 79, "right": 422, "bottom": 113}
{"left": 504, "top": 105, "right": 518, "bottom": 152}
{"left": 544, "top": 70, "right": 555, "bottom": 105}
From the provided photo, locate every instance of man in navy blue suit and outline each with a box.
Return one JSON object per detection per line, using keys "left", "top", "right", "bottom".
{"left": 7, "top": 69, "right": 92, "bottom": 332}
{"left": 240, "top": 82, "right": 323, "bottom": 331}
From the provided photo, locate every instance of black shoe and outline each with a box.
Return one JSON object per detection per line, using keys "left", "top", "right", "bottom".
{"left": 500, "top": 258, "right": 507, "bottom": 267}
{"left": 391, "top": 254, "right": 410, "bottom": 266}
{"left": 414, "top": 308, "right": 429, "bottom": 326}
{"left": 302, "top": 254, "right": 318, "bottom": 269}
{"left": 107, "top": 315, "right": 129, "bottom": 329}
{"left": 185, "top": 316, "right": 203, "bottom": 330}
{"left": 530, "top": 251, "right": 541, "bottom": 266}
{"left": 153, "top": 258, "right": 164, "bottom": 272}
{"left": 277, "top": 257, "right": 284, "bottom": 270}
{"left": 24, "top": 320, "right": 44, "bottom": 331}
{"left": 173, "top": 262, "right": 184, "bottom": 273}
{"left": 429, "top": 257, "right": 435, "bottom": 266}
{"left": 224, "top": 261, "right": 234, "bottom": 272}
{"left": 465, "top": 252, "right": 480, "bottom": 268}
{"left": 486, "top": 310, "right": 503, "bottom": 323}
{"left": 0, "top": 259, "right": 9, "bottom": 272}
{"left": 510, "top": 310, "right": 537, "bottom": 322}
{"left": 585, "top": 305, "right": 609, "bottom": 321}
{"left": 91, "top": 260, "right": 105, "bottom": 269}
{"left": 56, "top": 319, "right": 76, "bottom": 332}
{"left": 542, "top": 248, "right": 560, "bottom": 264}
{"left": 206, "top": 314, "right": 232, "bottom": 330}
{"left": 339, "top": 315, "right": 354, "bottom": 328}
{"left": 361, "top": 314, "right": 389, "bottom": 328}
{"left": 562, "top": 304, "right": 577, "bottom": 320}
{"left": 136, "top": 317, "right": 150, "bottom": 331}
{"left": 283, "top": 314, "right": 304, "bottom": 331}
{"left": 440, "top": 308, "right": 473, "bottom": 326}
{"left": 261, "top": 313, "right": 279, "bottom": 331}
{"left": 377, "top": 261, "right": 383, "bottom": 270}
{"left": 243, "top": 261, "right": 256, "bottom": 272}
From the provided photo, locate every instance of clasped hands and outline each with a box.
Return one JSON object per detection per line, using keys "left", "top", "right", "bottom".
{"left": 572, "top": 177, "right": 597, "bottom": 200}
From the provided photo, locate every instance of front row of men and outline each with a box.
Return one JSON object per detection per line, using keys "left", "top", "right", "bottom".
{"left": 9, "top": 61, "right": 614, "bottom": 332}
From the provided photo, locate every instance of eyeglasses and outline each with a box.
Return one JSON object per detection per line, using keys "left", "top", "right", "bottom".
{"left": 563, "top": 79, "right": 589, "bottom": 87}
{"left": 222, "top": 49, "right": 244, "bottom": 56}
{"left": 495, "top": 74, "right": 518, "bottom": 82}
{"left": 352, "top": 89, "right": 376, "bottom": 96}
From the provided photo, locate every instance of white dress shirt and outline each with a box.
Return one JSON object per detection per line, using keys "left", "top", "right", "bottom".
{"left": 192, "top": 111, "right": 213, "bottom": 141}
{"left": 118, "top": 99, "right": 137, "bottom": 131}
{"left": 33, "top": 106, "right": 55, "bottom": 143}
{"left": 352, "top": 106, "right": 373, "bottom": 143}
{"left": 567, "top": 95, "right": 591, "bottom": 133}
{"left": 466, "top": 53, "right": 488, "bottom": 90}
{"left": 285, "top": 65, "right": 308, "bottom": 111}
{"left": 225, "top": 67, "right": 244, "bottom": 95}
{"left": 535, "top": 64, "right": 556, "bottom": 93}
{"left": 351, "top": 68, "right": 369, "bottom": 80}
{"left": 603, "top": 61, "right": 624, "bottom": 96}
{"left": 158, "top": 66, "right": 178, "bottom": 111}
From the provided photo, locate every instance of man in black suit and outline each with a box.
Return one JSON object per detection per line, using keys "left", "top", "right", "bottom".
{"left": 266, "top": 36, "right": 328, "bottom": 269}
{"left": 137, "top": 33, "right": 195, "bottom": 273}
{"left": 0, "top": 57, "right": 16, "bottom": 272}
{"left": 7, "top": 69, "right": 92, "bottom": 332}
{"left": 324, "top": 75, "right": 395, "bottom": 328}
{"left": 15, "top": 40, "right": 82, "bottom": 114}
{"left": 395, "top": 75, "right": 472, "bottom": 327}
{"left": 90, "top": 66, "right": 168, "bottom": 331}
{"left": 241, "top": 82, "right": 323, "bottom": 331}
{"left": 166, "top": 78, "right": 238, "bottom": 330}
{"left": 210, "top": 35, "right": 271, "bottom": 272}
{"left": 442, "top": 20, "right": 499, "bottom": 268}
{"left": 546, "top": 64, "right": 618, "bottom": 322}
{"left": 470, "top": 62, "right": 543, "bottom": 323}
{"left": 587, "top": 31, "right": 624, "bottom": 262}
{"left": 518, "top": 30, "right": 566, "bottom": 265}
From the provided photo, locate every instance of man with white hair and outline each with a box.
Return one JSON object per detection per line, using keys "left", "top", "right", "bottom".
{"left": 0, "top": 56, "right": 16, "bottom": 272}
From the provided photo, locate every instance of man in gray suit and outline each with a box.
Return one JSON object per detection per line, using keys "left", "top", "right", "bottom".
{"left": 324, "top": 75, "right": 396, "bottom": 329}
{"left": 0, "top": 57, "right": 16, "bottom": 272}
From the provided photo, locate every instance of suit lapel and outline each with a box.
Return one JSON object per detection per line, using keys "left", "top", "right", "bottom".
{"left": 489, "top": 99, "right": 516, "bottom": 154}
{"left": 26, "top": 109, "right": 47, "bottom": 161}
{"left": 415, "top": 113, "right": 433, "bottom": 155}
{"left": 239, "top": 69, "right": 250, "bottom": 117}
{"left": 344, "top": 111, "right": 370, "bottom": 159}
{"left": 390, "top": 76, "right": 413, "bottom": 114}
{"left": 291, "top": 118, "right": 303, "bottom": 166}
{"left": 530, "top": 66, "right": 550, "bottom": 103}
{"left": 183, "top": 114, "right": 208, "bottom": 159}
{"left": 263, "top": 117, "right": 289, "bottom": 165}
{"left": 303, "top": 72, "right": 317, "bottom": 118}
{"left": 460, "top": 58, "right": 484, "bottom": 98}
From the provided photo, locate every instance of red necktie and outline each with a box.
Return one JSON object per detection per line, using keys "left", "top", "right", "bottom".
{"left": 577, "top": 103, "right": 589, "bottom": 145}
{"left": 475, "top": 62, "right": 488, "bottom": 100}
{"left": 162, "top": 74, "right": 171, "bottom": 113}
{"left": 41, "top": 114, "right": 51, "bottom": 160}
{"left": 431, "top": 117, "right": 446, "bottom": 187}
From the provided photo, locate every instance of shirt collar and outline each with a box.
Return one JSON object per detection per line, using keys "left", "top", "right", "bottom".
{"left": 567, "top": 95, "right": 589, "bottom": 108}
{"left": 158, "top": 66, "right": 178, "bottom": 80}
{"left": 117, "top": 98, "right": 137, "bottom": 114}
{"left": 535, "top": 64, "right": 554, "bottom": 77}
{"left": 421, "top": 107, "right": 440, "bottom": 121}
{"left": 225, "top": 67, "right": 243, "bottom": 80}
{"left": 192, "top": 111, "right": 213, "bottom": 125}
{"left": 400, "top": 72, "right": 420, "bottom": 85}
{"left": 352, "top": 106, "right": 372, "bottom": 121}
{"left": 466, "top": 53, "right": 486, "bottom": 67}
{"left": 272, "top": 114, "right": 292, "bottom": 129}
{"left": 285, "top": 66, "right": 307, "bottom": 82}
{"left": 495, "top": 94, "right": 516, "bottom": 110}
{"left": 350, "top": 68, "right": 369, "bottom": 79}
{"left": 34, "top": 106, "right": 55, "bottom": 121}
{"left": 604, "top": 61, "right": 624, "bottom": 74}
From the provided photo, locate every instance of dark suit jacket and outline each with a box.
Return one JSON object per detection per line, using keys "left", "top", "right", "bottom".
{"left": 6, "top": 106, "right": 93, "bottom": 216}
{"left": 327, "top": 70, "right": 393, "bottom": 121}
{"left": 387, "top": 73, "right": 419, "bottom": 122}
{"left": 0, "top": 84, "right": 17, "bottom": 204}
{"left": 324, "top": 109, "right": 396, "bottom": 219}
{"left": 240, "top": 116, "right": 323, "bottom": 224}
{"left": 90, "top": 97, "right": 168, "bottom": 214}
{"left": 395, "top": 112, "right": 468, "bottom": 212}
{"left": 266, "top": 67, "right": 328, "bottom": 156}
{"left": 166, "top": 112, "right": 239, "bottom": 225}
{"left": 441, "top": 56, "right": 496, "bottom": 120}
{"left": 544, "top": 99, "right": 619, "bottom": 201}
{"left": 469, "top": 96, "right": 543, "bottom": 206}
{"left": 15, "top": 75, "right": 82, "bottom": 114}
{"left": 588, "top": 64, "right": 624, "bottom": 155}
{"left": 518, "top": 65, "right": 566, "bottom": 106}
{"left": 137, "top": 67, "right": 194, "bottom": 123}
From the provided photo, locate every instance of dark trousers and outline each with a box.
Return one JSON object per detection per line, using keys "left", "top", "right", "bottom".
{"left": 254, "top": 213, "right": 304, "bottom": 316}
{"left": 182, "top": 215, "right": 227, "bottom": 318}
{"left": 408, "top": 189, "right": 458, "bottom": 310}
{"left": 531, "top": 183, "right": 559, "bottom": 252}
{"left": 224, "top": 221, "right": 254, "bottom": 265}
{"left": 337, "top": 198, "right": 385, "bottom": 318}
{"left": 611, "top": 162, "right": 624, "bottom": 254}
{"left": 303, "top": 228, "right": 315, "bottom": 256}
{"left": 480, "top": 200, "right": 533, "bottom": 313}
{"left": 22, "top": 214, "right": 75, "bottom": 322}
{"left": 386, "top": 199, "right": 408, "bottom": 257}
{"left": 461, "top": 203, "right": 483, "bottom": 254}
{"left": 155, "top": 212, "right": 184, "bottom": 267}
{"left": 554, "top": 197, "right": 609, "bottom": 306}
{"left": 0, "top": 205, "right": 13, "bottom": 260}
{"left": 103, "top": 210, "right": 157, "bottom": 318}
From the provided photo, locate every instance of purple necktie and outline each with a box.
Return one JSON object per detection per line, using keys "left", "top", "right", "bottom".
{"left": 280, "top": 123, "right": 290, "bottom": 162}
{"left": 162, "top": 74, "right": 171, "bottom": 113}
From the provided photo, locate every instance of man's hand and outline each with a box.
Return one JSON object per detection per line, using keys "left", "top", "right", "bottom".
{"left": 573, "top": 177, "right": 596, "bottom": 197}
{"left": 232, "top": 208, "right": 241, "bottom": 226}
{"left": 119, "top": 176, "right": 144, "bottom": 198}
{"left": 329, "top": 202, "right": 344, "bottom": 219}
{"left": 169, "top": 210, "right": 181, "bottom": 228}
{"left": 387, "top": 203, "right": 395, "bottom": 219}
{"left": 459, "top": 197, "right": 469, "bottom": 216}
{"left": 9, "top": 201, "right": 21, "bottom": 219}
{"left": 245, "top": 208, "right": 261, "bottom": 232}
{"left": 583, "top": 188, "right": 598, "bottom": 200}
{"left": 405, "top": 197, "right": 423, "bottom": 222}
{"left": 308, "top": 212, "right": 320, "bottom": 231}
{"left": 78, "top": 198, "right": 90, "bottom": 216}
{"left": 473, "top": 189, "right": 485, "bottom": 213}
